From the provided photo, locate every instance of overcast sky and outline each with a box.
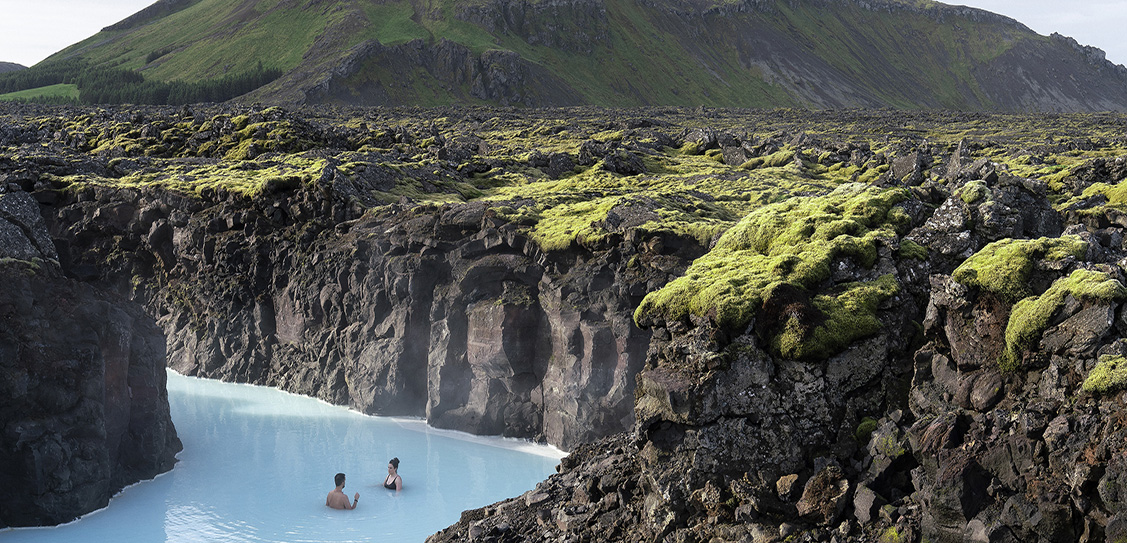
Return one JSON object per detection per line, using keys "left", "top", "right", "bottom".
{"left": 0, "top": 1, "right": 1124, "bottom": 68}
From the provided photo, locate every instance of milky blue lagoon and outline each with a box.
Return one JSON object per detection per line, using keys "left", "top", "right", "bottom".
{"left": 3, "top": 371, "right": 564, "bottom": 542}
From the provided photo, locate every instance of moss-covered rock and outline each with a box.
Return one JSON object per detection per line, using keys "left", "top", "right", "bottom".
{"left": 855, "top": 417, "right": 879, "bottom": 444}
{"left": 958, "top": 179, "right": 989, "bottom": 204}
{"left": 635, "top": 183, "right": 909, "bottom": 359}
{"left": 897, "top": 238, "right": 928, "bottom": 261}
{"left": 1003, "top": 269, "right": 1127, "bottom": 371}
{"left": 1082, "top": 355, "right": 1127, "bottom": 395}
{"left": 770, "top": 274, "right": 900, "bottom": 360}
{"left": 951, "top": 236, "right": 1088, "bottom": 302}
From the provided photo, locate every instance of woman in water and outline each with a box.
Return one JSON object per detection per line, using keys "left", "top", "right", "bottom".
{"left": 384, "top": 458, "right": 403, "bottom": 491}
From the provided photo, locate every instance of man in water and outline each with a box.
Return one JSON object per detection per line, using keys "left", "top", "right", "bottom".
{"left": 326, "top": 473, "right": 359, "bottom": 509}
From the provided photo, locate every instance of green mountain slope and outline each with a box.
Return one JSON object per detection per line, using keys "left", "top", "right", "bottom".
{"left": 26, "top": 0, "right": 1127, "bottom": 110}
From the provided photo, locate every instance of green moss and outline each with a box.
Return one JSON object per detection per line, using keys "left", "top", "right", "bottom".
{"left": 76, "top": 155, "right": 323, "bottom": 197}
{"left": 592, "top": 129, "right": 625, "bottom": 142}
{"left": 1057, "top": 178, "right": 1127, "bottom": 216}
{"left": 879, "top": 527, "right": 905, "bottom": 543}
{"left": 478, "top": 139, "right": 838, "bottom": 253}
{"left": 854, "top": 417, "right": 878, "bottom": 444}
{"left": 1002, "top": 269, "right": 1127, "bottom": 371}
{"left": 739, "top": 149, "right": 795, "bottom": 170}
{"left": 680, "top": 141, "right": 703, "bottom": 155}
{"left": 635, "top": 183, "right": 908, "bottom": 357}
{"left": 898, "top": 239, "right": 928, "bottom": 260}
{"left": 1082, "top": 355, "right": 1127, "bottom": 395}
{"left": 772, "top": 274, "right": 899, "bottom": 360}
{"left": 528, "top": 196, "right": 621, "bottom": 251}
{"left": 874, "top": 429, "right": 906, "bottom": 458}
{"left": 952, "top": 236, "right": 1089, "bottom": 302}
{"left": 704, "top": 148, "right": 725, "bottom": 163}
{"left": 959, "top": 179, "right": 989, "bottom": 204}
{"left": 224, "top": 139, "right": 264, "bottom": 161}
{"left": 856, "top": 164, "right": 889, "bottom": 185}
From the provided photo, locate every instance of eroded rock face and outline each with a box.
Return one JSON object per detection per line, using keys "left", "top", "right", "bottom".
{"left": 0, "top": 191, "right": 181, "bottom": 528}
{"left": 904, "top": 266, "right": 1127, "bottom": 541}
{"left": 41, "top": 181, "right": 672, "bottom": 450}
{"left": 906, "top": 168, "right": 1062, "bottom": 272}
{"left": 12, "top": 105, "right": 1127, "bottom": 542}
{"left": 424, "top": 160, "right": 1127, "bottom": 542}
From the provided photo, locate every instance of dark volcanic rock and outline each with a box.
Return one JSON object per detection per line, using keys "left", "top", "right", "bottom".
{"left": 0, "top": 191, "right": 180, "bottom": 528}
{"left": 303, "top": 38, "right": 584, "bottom": 107}
{"left": 907, "top": 170, "right": 1062, "bottom": 273}
{"left": 40, "top": 170, "right": 662, "bottom": 451}
{"left": 10, "top": 105, "right": 1127, "bottom": 542}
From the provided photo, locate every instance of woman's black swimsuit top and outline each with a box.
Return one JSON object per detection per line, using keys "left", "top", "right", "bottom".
{"left": 384, "top": 475, "right": 397, "bottom": 490}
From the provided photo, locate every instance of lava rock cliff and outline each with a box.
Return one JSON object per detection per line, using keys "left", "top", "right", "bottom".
{"left": 0, "top": 190, "right": 181, "bottom": 528}
{"left": 4, "top": 103, "right": 1127, "bottom": 541}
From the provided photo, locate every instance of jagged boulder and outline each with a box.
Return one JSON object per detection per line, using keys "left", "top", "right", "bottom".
{"left": 898, "top": 230, "right": 1127, "bottom": 542}
{"left": 907, "top": 171, "right": 1063, "bottom": 273}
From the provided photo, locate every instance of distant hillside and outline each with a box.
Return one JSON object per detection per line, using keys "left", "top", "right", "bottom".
{"left": 18, "top": 0, "right": 1127, "bottom": 110}
{"left": 0, "top": 62, "right": 27, "bottom": 74}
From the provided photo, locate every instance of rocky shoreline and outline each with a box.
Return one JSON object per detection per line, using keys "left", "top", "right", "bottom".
{"left": 3, "top": 103, "right": 1127, "bottom": 540}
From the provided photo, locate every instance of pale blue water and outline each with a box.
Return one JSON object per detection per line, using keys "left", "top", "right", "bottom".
{"left": 2, "top": 371, "right": 563, "bottom": 542}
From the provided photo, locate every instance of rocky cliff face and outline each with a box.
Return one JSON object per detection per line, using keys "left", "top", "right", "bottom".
{"left": 8, "top": 103, "right": 1127, "bottom": 540}
{"left": 140, "top": 195, "right": 655, "bottom": 448}
{"left": 424, "top": 122, "right": 1127, "bottom": 542}
{"left": 0, "top": 190, "right": 181, "bottom": 528}
{"left": 301, "top": 38, "right": 585, "bottom": 107}
{"left": 10, "top": 105, "right": 687, "bottom": 451}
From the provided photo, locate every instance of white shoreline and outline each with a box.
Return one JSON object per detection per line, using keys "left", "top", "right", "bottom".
{"left": 167, "top": 369, "right": 568, "bottom": 459}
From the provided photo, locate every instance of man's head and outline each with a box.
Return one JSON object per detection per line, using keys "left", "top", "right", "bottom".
{"left": 335, "top": 473, "right": 346, "bottom": 487}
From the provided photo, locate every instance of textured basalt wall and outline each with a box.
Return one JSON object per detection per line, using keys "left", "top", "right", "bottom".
{"left": 0, "top": 191, "right": 181, "bottom": 528}
{"left": 41, "top": 183, "right": 688, "bottom": 450}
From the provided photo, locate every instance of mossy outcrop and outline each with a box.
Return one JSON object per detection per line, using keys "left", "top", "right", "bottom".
{"left": 951, "top": 236, "right": 1089, "bottom": 303}
{"left": 635, "top": 183, "right": 910, "bottom": 360}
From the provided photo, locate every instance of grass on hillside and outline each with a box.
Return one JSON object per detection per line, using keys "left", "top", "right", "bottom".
{"left": 0, "top": 84, "right": 79, "bottom": 102}
{"left": 31, "top": 0, "right": 1049, "bottom": 109}
{"left": 770, "top": 1, "right": 1021, "bottom": 109}
{"left": 51, "top": 0, "right": 329, "bottom": 81}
